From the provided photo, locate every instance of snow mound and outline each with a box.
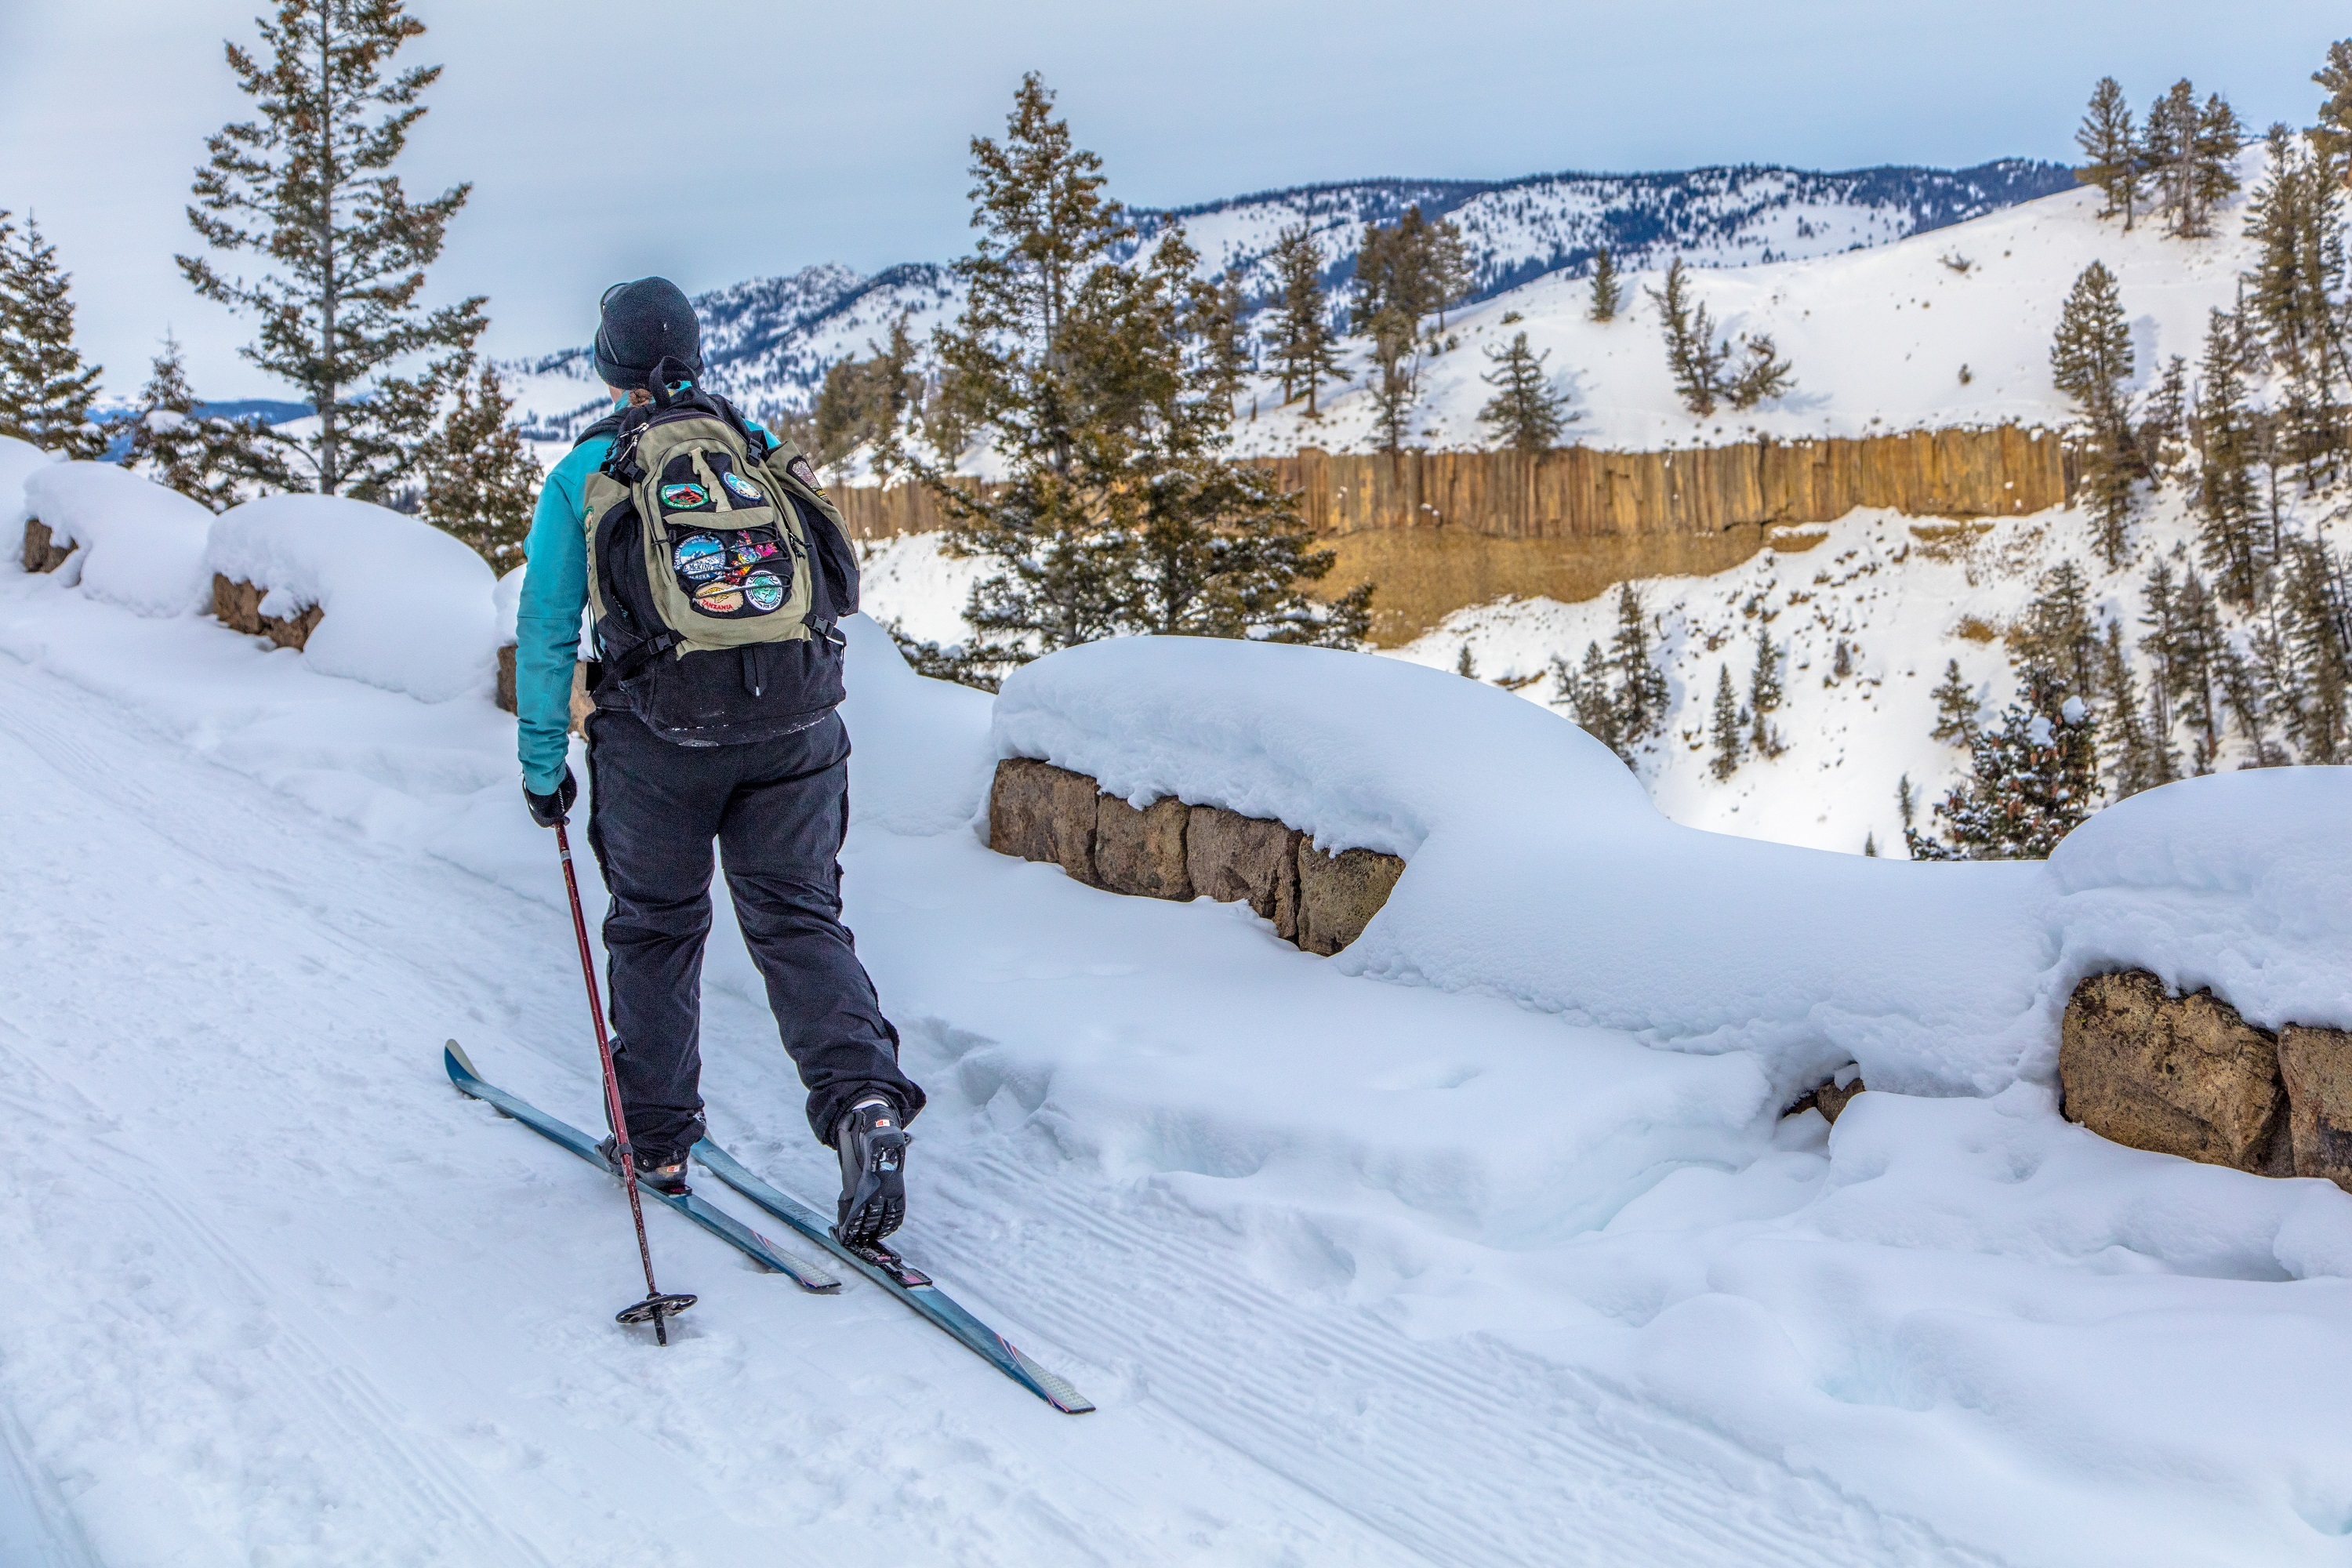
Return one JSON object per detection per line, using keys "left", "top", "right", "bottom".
{"left": 207, "top": 495, "right": 499, "bottom": 703}
{"left": 840, "top": 612, "right": 993, "bottom": 837}
{"left": 21, "top": 462, "right": 213, "bottom": 617}
{"left": 492, "top": 564, "right": 525, "bottom": 644}
{"left": 0, "top": 436, "right": 59, "bottom": 537}
{"left": 991, "top": 637, "right": 2352, "bottom": 1101}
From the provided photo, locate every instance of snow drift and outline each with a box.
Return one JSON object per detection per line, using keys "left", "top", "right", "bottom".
{"left": 0, "top": 437, "right": 57, "bottom": 537}
{"left": 207, "top": 495, "right": 500, "bottom": 703}
{"left": 992, "top": 637, "right": 2352, "bottom": 1102}
{"left": 20, "top": 461, "right": 213, "bottom": 617}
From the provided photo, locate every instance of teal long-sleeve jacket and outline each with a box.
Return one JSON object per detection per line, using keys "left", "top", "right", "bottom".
{"left": 514, "top": 397, "right": 788, "bottom": 790}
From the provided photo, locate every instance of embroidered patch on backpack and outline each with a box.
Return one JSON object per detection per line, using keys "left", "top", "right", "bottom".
{"left": 786, "top": 456, "right": 821, "bottom": 492}
{"left": 743, "top": 571, "right": 785, "bottom": 612}
{"left": 720, "top": 470, "right": 764, "bottom": 503}
{"left": 673, "top": 535, "right": 725, "bottom": 579}
{"left": 659, "top": 481, "right": 711, "bottom": 510}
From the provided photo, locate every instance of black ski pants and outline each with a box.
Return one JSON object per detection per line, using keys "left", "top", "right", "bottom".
{"left": 584, "top": 706, "right": 924, "bottom": 1166}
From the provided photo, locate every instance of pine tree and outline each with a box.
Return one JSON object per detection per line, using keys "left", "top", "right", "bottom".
{"left": 1588, "top": 246, "right": 1623, "bottom": 322}
{"left": 2140, "top": 353, "right": 2190, "bottom": 475}
{"left": 1478, "top": 331, "right": 1572, "bottom": 452}
{"left": 2075, "top": 76, "right": 2140, "bottom": 229}
{"left": 1559, "top": 640, "right": 1624, "bottom": 759}
{"left": 2096, "top": 620, "right": 2164, "bottom": 796}
{"left": 2050, "top": 260, "right": 2140, "bottom": 564}
{"left": 2314, "top": 39, "right": 2352, "bottom": 180}
{"left": 1748, "top": 625, "right": 1786, "bottom": 757}
{"left": 2279, "top": 537, "right": 2352, "bottom": 761}
{"left": 2190, "top": 93, "right": 2245, "bottom": 230}
{"left": 2194, "top": 307, "right": 2267, "bottom": 608}
{"left": 178, "top": 0, "right": 485, "bottom": 499}
{"left": 121, "top": 334, "right": 267, "bottom": 510}
{"left": 1649, "top": 257, "right": 1725, "bottom": 416}
{"left": 1193, "top": 274, "right": 1250, "bottom": 420}
{"left": 2243, "top": 125, "right": 2347, "bottom": 482}
{"left": 1610, "top": 584, "right": 1670, "bottom": 745}
{"left": 2143, "top": 80, "right": 2199, "bottom": 237}
{"left": 815, "top": 315, "right": 921, "bottom": 474}
{"left": 2158, "top": 565, "right": 2229, "bottom": 770}
{"left": 1646, "top": 256, "right": 1791, "bottom": 416}
{"left": 415, "top": 362, "right": 540, "bottom": 570}
{"left": 918, "top": 78, "right": 1367, "bottom": 681}
{"left": 1455, "top": 644, "right": 1478, "bottom": 679}
{"left": 1930, "top": 657, "right": 1979, "bottom": 744}
{"left": 0, "top": 212, "right": 107, "bottom": 459}
{"left": 1907, "top": 666, "right": 2103, "bottom": 860}
{"left": 1708, "top": 663, "right": 1745, "bottom": 779}
{"left": 1353, "top": 208, "right": 1442, "bottom": 451}
{"left": 1428, "top": 216, "right": 1474, "bottom": 335}
{"left": 1265, "top": 222, "right": 1342, "bottom": 416}
{"left": 2010, "top": 561, "right": 2100, "bottom": 698}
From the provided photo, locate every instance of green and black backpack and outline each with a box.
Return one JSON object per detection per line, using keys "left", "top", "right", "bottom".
{"left": 576, "top": 359, "right": 860, "bottom": 744}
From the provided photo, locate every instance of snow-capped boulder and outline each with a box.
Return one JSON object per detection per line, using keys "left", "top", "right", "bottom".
{"left": 208, "top": 494, "right": 499, "bottom": 702}
{"left": 21, "top": 461, "right": 214, "bottom": 616}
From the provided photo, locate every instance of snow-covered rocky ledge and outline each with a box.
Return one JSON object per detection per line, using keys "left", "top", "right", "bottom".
{"left": 989, "top": 636, "right": 2352, "bottom": 1153}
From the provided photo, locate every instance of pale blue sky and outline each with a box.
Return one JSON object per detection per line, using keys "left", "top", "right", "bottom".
{"left": 1, "top": 0, "right": 2343, "bottom": 400}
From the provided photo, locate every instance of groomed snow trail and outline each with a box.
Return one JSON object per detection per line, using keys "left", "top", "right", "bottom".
{"left": 0, "top": 651, "right": 1965, "bottom": 1564}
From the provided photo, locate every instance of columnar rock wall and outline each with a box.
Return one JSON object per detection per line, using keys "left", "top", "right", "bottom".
{"left": 833, "top": 429, "right": 2073, "bottom": 543}
{"left": 987, "top": 757, "right": 1404, "bottom": 955}
{"left": 834, "top": 429, "right": 2072, "bottom": 641}
{"left": 2060, "top": 970, "right": 2352, "bottom": 1190}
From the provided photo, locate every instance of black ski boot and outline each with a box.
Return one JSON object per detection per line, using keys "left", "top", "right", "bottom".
{"left": 834, "top": 1097, "right": 908, "bottom": 1249}
{"left": 597, "top": 1135, "right": 691, "bottom": 1196}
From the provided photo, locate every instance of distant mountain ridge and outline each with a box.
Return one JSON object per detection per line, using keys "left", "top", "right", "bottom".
{"left": 505, "top": 158, "right": 2075, "bottom": 443}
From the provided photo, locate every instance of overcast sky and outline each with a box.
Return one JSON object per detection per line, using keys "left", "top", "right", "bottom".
{"left": 2, "top": 0, "right": 2344, "bottom": 402}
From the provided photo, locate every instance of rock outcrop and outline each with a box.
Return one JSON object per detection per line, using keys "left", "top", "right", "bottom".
{"left": 987, "top": 759, "right": 1399, "bottom": 954}
{"left": 20, "top": 519, "right": 69, "bottom": 574}
{"left": 2059, "top": 971, "right": 2286, "bottom": 1174}
{"left": 212, "top": 573, "right": 322, "bottom": 651}
{"left": 2278, "top": 1026, "right": 2352, "bottom": 1192}
{"left": 1297, "top": 844, "right": 1407, "bottom": 956}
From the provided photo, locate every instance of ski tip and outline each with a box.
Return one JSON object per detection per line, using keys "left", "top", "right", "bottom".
{"left": 444, "top": 1039, "right": 482, "bottom": 1084}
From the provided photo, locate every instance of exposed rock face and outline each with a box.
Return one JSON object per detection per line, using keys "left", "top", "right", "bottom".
{"left": 21, "top": 519, "right": 70, "bottom": 573}
{"left": 1186, "top": 805, "right": 1302, "bottom": 943}
{"left": 2060, "top": 970, "right": 2285, "bottom": 1173}
{"left": 1296, "top": 844, "right": 1406, "bottom": 956}
{"left": 496, "top": 644, "right": 518, "bottom": 713}
{"left": 2278, "top": 1026, "right": 2352, "bottom": 1192}
{"left": 985, "top": 760, "right": 1406, "bottom": 952}
{"left": 1094, "top": 794, "right": 1192, "bottom": 901}
{"left": 212, "top": 574, "right": 323, "bottom": 651}
{"left": 987, "top": 759, "right": 1099, "bottom": 884}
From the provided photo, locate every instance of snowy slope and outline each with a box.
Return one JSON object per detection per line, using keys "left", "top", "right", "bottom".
{"left": 8, "top": 480, "right": 2352, "bottom": 1563}
{"left": 499, "top": 159, "right": 2071, "bottom": 445}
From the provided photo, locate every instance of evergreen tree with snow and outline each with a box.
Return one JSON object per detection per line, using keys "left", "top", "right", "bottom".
{"left": 2152, "top": 564, "right": 2230, "bottom": 771}
{"left": 2244, "top": 125, "right": 2347, "bottom": 482}
{"left": 2050, "top": 260, "right": 2140, "bottom": 564}
{"left": 1907, "top": 666, "right": 2103, "bottom": 861}
{"left": 1428, "top": 216, "right": 1474, "bottom": 336}
{"left": 2193, "top": 308, "right": 2267, "bottom": 608}
{"left": 2096, "top": 620, "right": 2167, "bottom": 797}
{"left": 1588, "top": 246, "right": 1624, "bottom": 322}
{"left": 1930, "top": 658, "right": 1979, "bottom": 745}
{"left": 2140, "top": 354, "right": 2190, "bottom": 477}
{"left": 1610, "top": 584, "right": 1670, "bottom": 746}
{"left": 2190, "top": 93, "right": 2246, "bottom": 228}
{"left": 1354, "top": 209, "right": 1443, "bottom": 451}
{"left": 1747, "top": 625, "right": 1786, "bottom": 757}
{"left": 2074, "top": 77, "right": 2141, "bottom": 229}
{"left": 1649, "top": 258, "right": 1726, "bottom": 417}
{"left": 415, "top": 362, "right": 540, "bottom": 571}
{"left": 1558, "top": 640, "right": 1625, "bottom": 760}
{"left": 120, "top": 334, "right": 280, "bottom": 510}
{"left": 2279, "top": 537, "right": 2352, "bottom": 762}
{"left": 2313, "top": 39, "right": 2352, "bottom": 177}
{"left": 2012, "top": 561, "right": 2101, "bottom": 698}
{"left": 1193, "top": 274, "right": 1251, "bottom": 421}
{"left": 1708, "top": 664, "right": 1745, "bottom": 779}
{"left": 916, "top": 78, "right": 1367, "bottom": 681}
{"left": 1477, "top": 331, "right": 1572, "bottom": 453}
{"left": 180, "top": 0, "right": 484, "bottom": 500}
{"left": 1265, "top": 221, "right": 1342, "bottom": 417}
{"left": 0, "top": 212, "right": 106, "bottom": 459}
{"left": 815, "top": 314, "right": 922, "bottom": 474}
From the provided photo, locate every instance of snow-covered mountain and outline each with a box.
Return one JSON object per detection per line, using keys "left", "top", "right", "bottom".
{"left": 503, "top": 158, "right": 2071, "bottom": 443}
{"left": 861, "top": 150, "right": 2346, "bottom": 857}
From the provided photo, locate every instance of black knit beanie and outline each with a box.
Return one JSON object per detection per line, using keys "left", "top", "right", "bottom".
{"left": 593, "top": 277, "right": 702, "bottom": 389}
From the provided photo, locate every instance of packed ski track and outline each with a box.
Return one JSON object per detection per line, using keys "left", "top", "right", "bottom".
{"left": 0, "top": 643, "right": 1969, "bottom": 1565}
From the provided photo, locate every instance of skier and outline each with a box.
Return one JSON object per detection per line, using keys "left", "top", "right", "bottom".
{"left": 512, "top": 277, "right": 923, "bottom": 1249}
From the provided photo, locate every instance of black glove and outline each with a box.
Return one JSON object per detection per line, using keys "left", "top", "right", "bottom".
{"left": 524, "top": 766, "right": 578, "bottom": 829}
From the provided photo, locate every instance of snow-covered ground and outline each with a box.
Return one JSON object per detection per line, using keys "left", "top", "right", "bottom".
{"left": 7, "top": 448, "right": 2352, "bottom": 1563}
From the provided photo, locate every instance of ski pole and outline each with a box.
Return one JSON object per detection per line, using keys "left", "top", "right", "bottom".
{"left": 554, "top": 820, "right": 695, "bottom": 1345}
